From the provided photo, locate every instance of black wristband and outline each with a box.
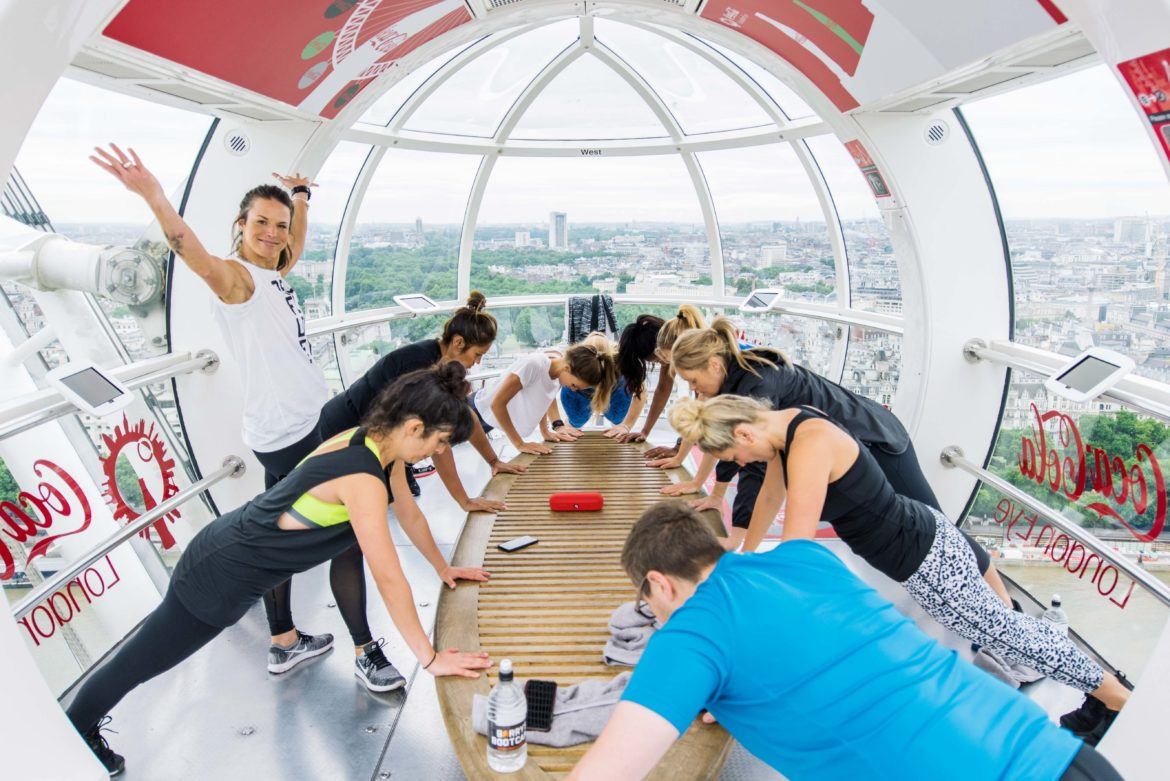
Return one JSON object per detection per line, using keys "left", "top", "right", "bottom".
{"left": 291, "top": 185, "right": 311, "bottom": 200}
{"left": 551, "top": 419, "right": 565, "bottom": 430}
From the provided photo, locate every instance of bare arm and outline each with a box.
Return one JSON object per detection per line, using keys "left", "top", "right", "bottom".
{"left": 779, "top": 429, "right": 839, "bottom": 543}
{"left": 629, "top": 366, "right": 675, "bottom": 441}
{"left": 90, "top": 144, "right": 243, "bottom": 301}
{"left": 344, "top": 472, "right": 490, "bottom": 677}
{"left": 741, "top": 456, "right": 788, "bottom": 553}
{"left": 271, "top": 171, "right": 314, "bottom": 275}
{"left": 490, "top": 373, "right": 545, "bottom": 453}
{"left": 606, "top": 391, "right": 645, "bottom": 438}
{"left": 661, "top": 451, "right": 717, "bottom": 495}
{"left": 388, "top": 462, "right": 489, "bottom": 587}
{"left": 568, "top": 702, "right": 679, "bottom": 781}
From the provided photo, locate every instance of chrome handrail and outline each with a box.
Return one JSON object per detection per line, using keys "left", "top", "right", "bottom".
{"left": 307, "top": 294, "right": 905, "bottom": 339}
{"left": 940, "top": 445, "right": 1170, "bottom": 608}
{"left": 0, "top": 349, "right": 220, "bottom": 441}
{"left": 964, "top": 338, "right": 1170, "bottom": 424}
{"left": 10, "top": 455, "right": 246, "bottom": 621}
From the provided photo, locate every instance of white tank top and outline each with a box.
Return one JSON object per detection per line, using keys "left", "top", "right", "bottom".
{"left": 211, "top": 259, "right": 329, "bottom": 453}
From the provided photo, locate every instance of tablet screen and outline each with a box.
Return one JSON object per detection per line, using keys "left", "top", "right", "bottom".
{"left": 1056, "top": 356, "right": 1119, "bottom": 393}
{"left": 59, "top": 367, "right": 124, "bottom": 406}
{"left": 397, "top": 295, "right": 436, "bottom": 310}
{"left": 745, "top": 292, "right": 778, "bottom": 309}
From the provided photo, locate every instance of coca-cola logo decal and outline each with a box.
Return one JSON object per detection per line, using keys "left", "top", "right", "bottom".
{"left": 100, "top": 415, "right": 182, "bottom": 550}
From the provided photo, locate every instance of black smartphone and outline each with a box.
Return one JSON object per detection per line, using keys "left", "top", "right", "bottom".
{"left": 498, "top": 535, "right": 538, "bottom": 552}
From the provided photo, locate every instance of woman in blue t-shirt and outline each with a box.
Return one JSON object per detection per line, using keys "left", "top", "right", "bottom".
{"left": 671, "top": 394, "right": 1130, "bottom": 745}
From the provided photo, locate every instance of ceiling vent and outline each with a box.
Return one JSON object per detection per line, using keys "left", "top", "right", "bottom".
{"left": 224, "top": 130, "right": 251, "bottom": 156}
{"left": 924, "top": 120, "right": 949, "bottom": 146}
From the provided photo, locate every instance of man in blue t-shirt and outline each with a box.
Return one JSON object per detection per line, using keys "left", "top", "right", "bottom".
{"left": 567, "top": 501, "right": 1122, "bottom": 781}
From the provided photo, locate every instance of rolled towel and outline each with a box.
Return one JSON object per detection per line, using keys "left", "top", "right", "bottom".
{"left": 603, "top": 600, "right": 659, "bottom": 666}
{"left": 473, "top": 672, "right": 632, "bottom": 748}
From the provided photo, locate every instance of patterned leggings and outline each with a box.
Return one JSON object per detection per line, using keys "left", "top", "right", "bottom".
{"left": 903, "top": 510, "right": 1105, "bottom": 693}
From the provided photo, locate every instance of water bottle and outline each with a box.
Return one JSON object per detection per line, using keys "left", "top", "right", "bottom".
{"left": 487, "top": 658, "right": 527, "bottom": 773}
{"left": 1042, "top": 594, "right": 1069, "bottom": 636}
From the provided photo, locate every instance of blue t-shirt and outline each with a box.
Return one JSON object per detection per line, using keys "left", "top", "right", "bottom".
{"left": 622, "top": 541, "right": 1081, "bottom": 781}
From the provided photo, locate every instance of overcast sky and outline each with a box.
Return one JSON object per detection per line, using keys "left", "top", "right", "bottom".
{"left": 14, "top": 60, "right": 1170, "bottom": 229}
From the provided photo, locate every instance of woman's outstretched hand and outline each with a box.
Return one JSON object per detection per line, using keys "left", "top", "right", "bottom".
{"left": 90, "top": 144, "right": 164, "bottom": 201}
{"left": 272, "top": 171, "right": 317, "bottom": 191}
{"left": 440, "top": 565, "right": 491, "bottom": 588}
{"left": 427, "top": 648, "right": 492, "bottom": 678}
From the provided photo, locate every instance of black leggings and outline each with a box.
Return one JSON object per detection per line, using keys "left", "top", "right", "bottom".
{"left": 1059, "top": 744, "right": 1123, "bottom": 781}
{"left": 253, "top": 430, "right": 373, "bottom": 647}
{"left": 66, "top": 589, "right": 223, "bottom": 734}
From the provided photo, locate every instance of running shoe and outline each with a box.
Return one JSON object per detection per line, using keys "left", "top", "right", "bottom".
{"left": 1060, "top": 695, "right": 1106, "bottom": 733}
{"left": 267, "top": 630, "right": 334, "bottom": 674}
{"left": 355, "top": 638, "right": 406, "bottom": 692}
{"left": 83, "top": 716, "right": 125, "bottom": 777}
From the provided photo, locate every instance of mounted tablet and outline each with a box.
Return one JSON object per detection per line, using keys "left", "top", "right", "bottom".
{"left": 393, "top": 293, "right": 439, "bottom": 313}
{"left": 739, "top": 288, "right": 781, "bottom": 313}
{"left": 1043, "top": 347, "right": 1135, "bottom": 403}
{"left": 45, "top": 361, "right": 134, "bottom": 417}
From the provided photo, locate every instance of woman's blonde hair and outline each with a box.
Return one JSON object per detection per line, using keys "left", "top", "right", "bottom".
{"left": 671, "top": 316, "right": 779, "bottom": 377}
{"left": 656, "top": 304, "right": 706, "bottom": 354}
{"left": 669, "top": 395, "right": 770, "bottom": 453}
{"left": 564, "top": 332, "right": 620, "bottom": 414}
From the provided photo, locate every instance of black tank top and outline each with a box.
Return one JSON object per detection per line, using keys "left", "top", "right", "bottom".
{"left": 778, "top": 408, "right": 935, "bottom": 582}
{"left": 171, "top": 428, "right": 389, "bottom": 627}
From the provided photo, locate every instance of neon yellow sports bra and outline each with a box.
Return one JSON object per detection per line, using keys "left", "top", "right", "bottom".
{"left": 286, "top": 429, "right": 382, "bottom": 528}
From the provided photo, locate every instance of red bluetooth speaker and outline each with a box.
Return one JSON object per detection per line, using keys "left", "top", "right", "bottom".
{"left": 549, "top": 492, "right": 604, "bottom": 511}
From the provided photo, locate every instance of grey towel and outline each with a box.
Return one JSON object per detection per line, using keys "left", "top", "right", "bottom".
{"left": 603, "top": 600, "right": 659, "bottom": 666}
{"left": 567, "top": 295, "right": 618, "bottom": 344}
{"left": 472, "top": 672, "right": 632, "bottom": 747}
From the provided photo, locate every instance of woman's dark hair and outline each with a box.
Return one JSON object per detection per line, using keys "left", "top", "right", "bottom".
{"left": 362, "top": 362, "right": 474, "bottom": 445}
{"left": 440, "top": 291, "right": 497, "bottom": 349}
{"left": 618, "top": 315, "right": 664, "bottom": 399}
{"left": 231, "top": 185, "right": 295, "bottom": 271}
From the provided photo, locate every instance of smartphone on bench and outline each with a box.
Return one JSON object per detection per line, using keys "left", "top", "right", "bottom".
{"left": 498, "top": 535, "right": 538, "bottom": 552}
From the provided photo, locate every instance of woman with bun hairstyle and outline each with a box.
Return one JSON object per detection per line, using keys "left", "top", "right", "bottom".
{"left": 668, "top": 395, "right": 1130, "bottom": 744}
{"left": 470, "top": 333, "right": 620, "bottom": 456}
{"left": 265, "top": 292, "right": 522, "bottom": 691}
{"left": 668, "top": 317, "right": 1009, "bottom": 598}
{"left": 68, "top": 364, "right": 494, "bottom": 776}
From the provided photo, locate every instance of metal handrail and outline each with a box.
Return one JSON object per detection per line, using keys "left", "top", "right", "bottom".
{"left": 964, "top": 338, "right": 1170, "bottom": 423}
{"left": 10, "top": 455, "right": 246, "bottom": 621}
{"left": 940, "top": 445, "right": 1170, "bottom": 608}
{"left": 0, "top": 349, "right": 219, "bottom": 441}
{"left": 308, "top": 294, "right": 905, "bottom": 339}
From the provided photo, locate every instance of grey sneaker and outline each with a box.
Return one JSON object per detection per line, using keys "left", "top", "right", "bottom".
{"left": 267, "top": 630, "right": 334, "bottom": 673}
{"left": 355, "top": 638, "right": 406, "bottom": 692}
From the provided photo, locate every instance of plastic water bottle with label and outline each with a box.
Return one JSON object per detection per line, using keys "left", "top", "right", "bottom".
{"left": 487, "top": 658, "right": 527, "bottom": 772}
{"left": 1042, "top": 594, "right": 1069, "bottom": 635}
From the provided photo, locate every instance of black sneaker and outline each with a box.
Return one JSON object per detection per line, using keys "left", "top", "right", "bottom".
{"left": 355, "top": 638, "right": 406, "bottom": 692}
{"left": 1078, "top": 708, "right": 1118, "bottom": 747}
{"left": 83, "top": 716, "right": 125, "bottom": 777}
{"left": 1060, "top": 695, "right": 1107, "bottom": 733}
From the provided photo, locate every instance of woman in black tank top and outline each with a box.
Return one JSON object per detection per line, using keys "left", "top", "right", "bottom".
{"left": 669, "top": 395, "right": 1131, "bottom": 736}
{"left": 65, "top": 364, "right": 493, "bottom": 776}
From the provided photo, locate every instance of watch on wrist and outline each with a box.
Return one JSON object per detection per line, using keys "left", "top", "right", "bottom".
{"left": 551, "top": 419, "right": 565, "bottom": 430}
{"left": 291, "top": 185, "right": 311, "bottom": 200}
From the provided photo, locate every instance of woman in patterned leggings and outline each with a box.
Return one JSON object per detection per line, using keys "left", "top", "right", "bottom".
{"left": 670, "top": 395, "right": 1130, "bottom": 746}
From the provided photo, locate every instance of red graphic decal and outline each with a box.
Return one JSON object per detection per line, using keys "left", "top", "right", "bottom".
{"left": 100, "top": 416, "right": 182, "bottom": 550}
{"left": 1035, "top": 0, "right": 1068, "bottom": 24}
{"left": 1017, "top": 404, "right": 1166, "bottom": 543}
{"left": 18, "top": 555, "right": 124, "bottom": 646}
{"left": 843, "top": 140, "right": 891, "bottom": 198}
{"left": 0, "top": 460, "right": 93, "bottom": 580}
{"left": 1117, "top": 48, "right": 1170, "bottom": 165}
{"left": 104, "top": 0, "right": 470, "bottom": 117}
{"left": 701, "top": 0, "right": 874, "bottom": 112}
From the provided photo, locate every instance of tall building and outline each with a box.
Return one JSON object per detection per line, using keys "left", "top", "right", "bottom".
{"left": 759, "top": 243, "right": 788, "bottom": 268}
{"left": 514, "top": 230, "right": 530, "bottom": 248}
{"left": 1114, "top": 216, "right": 1148, "bottom": 244}
{"left": 549, "top": 211, "right": 568, "bottom": 250}
{"left": 414, "top": 217, "right": 424, "bottom": 237}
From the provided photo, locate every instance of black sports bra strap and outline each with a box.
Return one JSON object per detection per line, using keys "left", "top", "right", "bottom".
{"left": 348, "top": 427, "right": 368, "bottom": 446}
{"left": 783, "top": 406, "right": 826, "bottom": 449}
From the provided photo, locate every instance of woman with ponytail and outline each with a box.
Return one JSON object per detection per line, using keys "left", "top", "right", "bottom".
{"left": 668, "top": 395, "right": 1130, "bottom": 744}
{"left": 471, "top": 332, "right": 620, "bottom": 456}
{"left": 668, "top": 317, "right": 1011, "bottom": 603}
{"left": 67, "top": 364, "right": 494, "bottom": 776}
{"left": 266, "top": 292, "right": 521, "bottom": 692}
